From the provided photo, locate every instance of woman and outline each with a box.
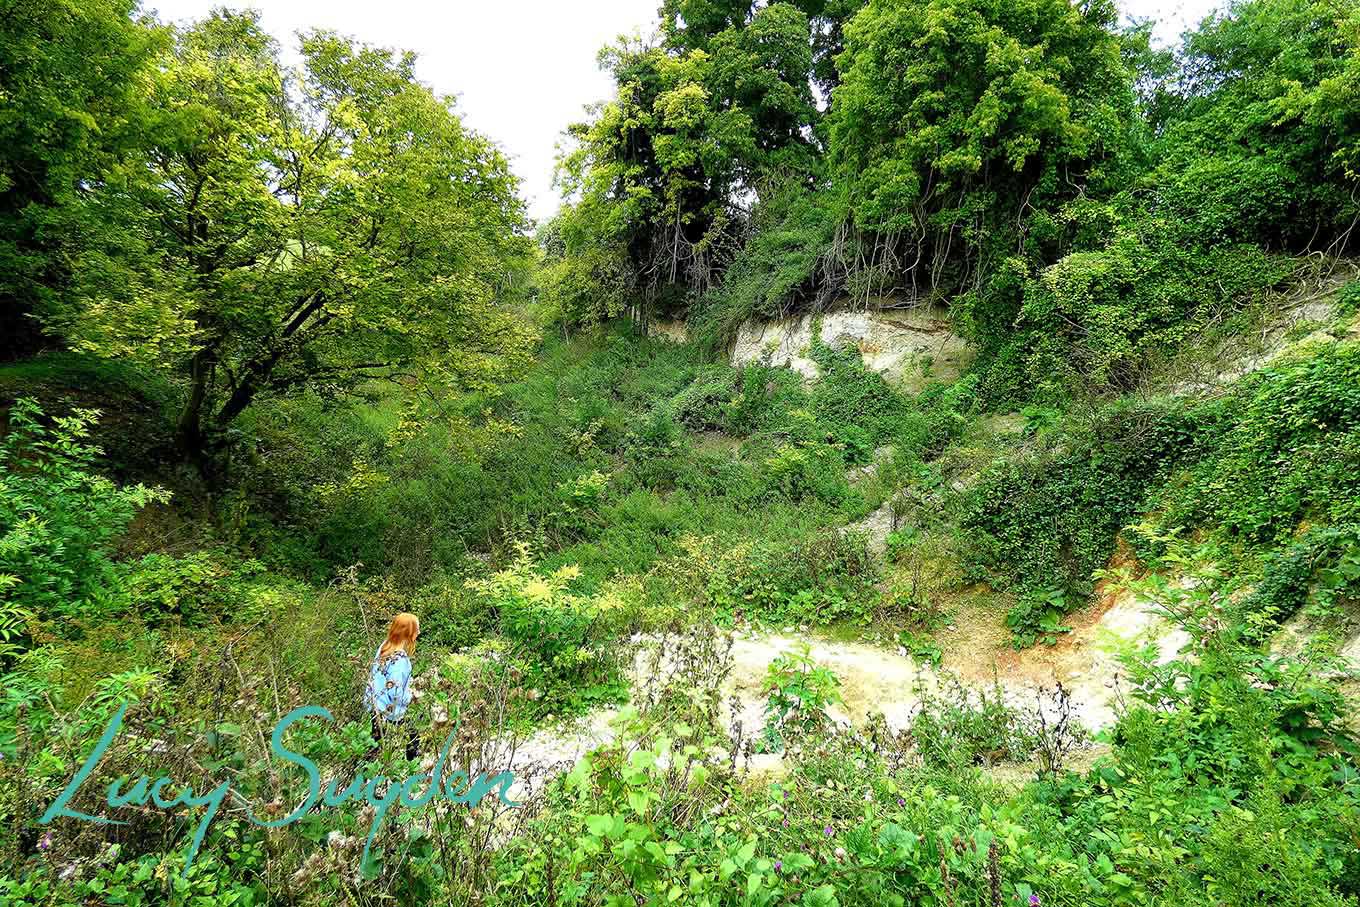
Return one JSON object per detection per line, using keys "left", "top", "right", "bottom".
{"left": 365, "top": 612, "right": 421, "bottom": 760}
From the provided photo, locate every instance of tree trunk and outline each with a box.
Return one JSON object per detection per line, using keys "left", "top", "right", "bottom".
{"left": 175, "top": 347, "right": 216, "bottom": 477}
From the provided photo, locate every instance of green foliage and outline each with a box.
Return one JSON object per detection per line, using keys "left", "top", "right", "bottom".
{"left": 670, "top": 365, "right": 739, "bottom": 431}
{"left": 702, "top": 529, "right": 880, "bottom": 626}
{"left": 551, "top": 2, "right": 822, "bottom": 317}
{"left": 465, "top": 545, "right": 635, "bottom": 714}
{"left": 1152, "top": 0, "right": 1360, "bottom": 249}
{"left": 959, "top": 397, "right": 1194, "bottom": 602}
{"left": 8, "top": 1, "right": 1360, "bottom": 904}
{"left": 115, "top": 551, "right": 299, "bottom": 628}
{"left": 807, "top": 324, "right": 912, "bottom": 444}
{"left": 0, "top": 400, "right": 166, "bottom": 653}
{"left": 757, "top": 645, "right": 843, "bottom": 752}
{"left": 723, "top": 364, "right": 808, "bottom": 437}
{"left": 1339, "top": 280, "right": 1360, "bottom": 317}
{"left": 830, "top": 0, "right": 1136, "bottom": 295}
{"left": 957, "top": 339, "right": 1360, "bottom": 646}
{"left": 760, "top": 441, "right": 850, "bottom": 503}
{"left": 989, "top": 233, "right": 1291, "bottom": 400}
{"left": 894, "top": 629, "right": 942, "bottom": 667}
{"left": 1004, "top": 586, "right": 1074, "bottom": 649}
{"left": 1158, "top": 342, "right": 1360, "bottom": 546}
{"left": 484, "top": 583, "right": 1360, "bottom": 907}
{"left": 536, "top": 216, "right": 632, "bottom": 328}
{"left": 909, "top": 678, "right": 1040, "bottom": 769}
{"left": 0, "top": 0, "right": 163, "bottom": 358}
{"left": 688, "top": 182, "right": 850, "bottom": 345}
{"left": 46, "top": 11, "right": 535, "bottom": 471}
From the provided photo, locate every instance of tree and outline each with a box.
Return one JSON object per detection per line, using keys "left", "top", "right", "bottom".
{"left": 551, "top": 1, "right": 827, "bottom": 322}
{"left": 829, "top": 0, "right": 1138, "bottom": 299}
{"left": 52, "top": 11, "right": 535, "bottom": 477}
{"left": 1151, "top": 0, "right": 1360, "bottom": 250}
{"left": 0, "top": 0, "right": 162, "bottom": 360}
{"left": 660, "top": 0, "right": 865, "bottom": 97}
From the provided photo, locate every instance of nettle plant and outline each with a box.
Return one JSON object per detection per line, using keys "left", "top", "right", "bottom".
{"left": 758, "top": 645, "right": 844, "bottom": 754}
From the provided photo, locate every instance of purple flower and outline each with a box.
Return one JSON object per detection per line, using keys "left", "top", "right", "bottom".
{"left": 823, "top": 825, "right": 833, "bottom": 838}
{"left": 1029, "top": 896, "right": 1041, "bottom": 906}
{"left": 774, "top": 860, "right": 783, "bottom": 872}
{"left": 896, "top": 798, "right": 905, "bottom": 807}
{"left": 782, "top": 818, "right": 789, "bottom": 828}
{"left": 37, "top": 832, "right": 52, "bottom": 852}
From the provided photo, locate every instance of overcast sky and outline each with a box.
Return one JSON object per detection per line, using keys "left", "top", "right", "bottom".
{"left": 143, "top": 0, "right": 1224, "bottom": 223}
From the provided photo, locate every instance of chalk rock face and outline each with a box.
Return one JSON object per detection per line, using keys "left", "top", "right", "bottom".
{"left": 649, "top": 319, "right": 689, "bottom": 343}
{"left": 730, "top": 305, "right": 972, "bottom": 393}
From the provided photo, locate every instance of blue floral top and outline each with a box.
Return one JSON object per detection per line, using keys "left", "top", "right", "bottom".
{"left": 365, "top": 647, "right": 413, "bottom": 723}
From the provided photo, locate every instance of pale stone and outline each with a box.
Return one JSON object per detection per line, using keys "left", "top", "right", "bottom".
{"left": 730, "top": 305, "right": 972, "bottom": 394}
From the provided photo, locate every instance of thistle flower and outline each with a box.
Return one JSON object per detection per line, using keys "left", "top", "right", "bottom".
{"left": 774, "top": 860, "right": 783, "bottom": 872}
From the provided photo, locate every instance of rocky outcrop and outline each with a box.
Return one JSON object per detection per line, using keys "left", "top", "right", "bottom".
{"left": 649, "top": 319, "right": 689, "bottom": 343}
{"left": 731, "top": 305, "right": 972, "bottom": 394}
{"left": 844, "top": 501, "right": 897, "bottom": 556}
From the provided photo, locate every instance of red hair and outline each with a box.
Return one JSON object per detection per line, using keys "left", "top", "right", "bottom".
{"left": 378, "top": 612, "right": 420, "bottom": 660}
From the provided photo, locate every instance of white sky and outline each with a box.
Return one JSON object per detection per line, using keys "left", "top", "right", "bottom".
{"left": 143, "top": 0, "right": 1224, "bottom": 224}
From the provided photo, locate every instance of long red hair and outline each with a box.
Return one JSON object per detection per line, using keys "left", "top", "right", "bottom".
{"left": 378, "top": 612, "right": 420, "bottom": 660}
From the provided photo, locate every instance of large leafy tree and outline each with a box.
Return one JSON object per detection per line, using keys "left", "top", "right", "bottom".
{"left": 659, "top": 0, "right": 864, "bottom": 97}
{"left": 53, "top": 11, "right": 534, "bottom": 475}
{"left": 547, "top": 1, "right": 828, "bottom": 324}
{"left": 828, "top": 0, "right": 1138, "bottom": 300}
{"left": 1151, "top": 0, "right": 1360, "bottom": 250}
{"left": 0, "top": 0, "right": 162, "bottom": 360}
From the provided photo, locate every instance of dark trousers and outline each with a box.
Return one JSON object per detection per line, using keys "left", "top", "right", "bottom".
{"left": 371, "top": 713, "right": 419, "bottom": 761}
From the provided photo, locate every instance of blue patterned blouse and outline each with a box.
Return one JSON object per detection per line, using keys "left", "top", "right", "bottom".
{"left": 365, "top": 647, "right": 413, "bottom": 723}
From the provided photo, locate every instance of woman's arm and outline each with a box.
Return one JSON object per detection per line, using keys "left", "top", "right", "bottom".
{"left": 390, "top": 655, "right": 414, "bottom": 716}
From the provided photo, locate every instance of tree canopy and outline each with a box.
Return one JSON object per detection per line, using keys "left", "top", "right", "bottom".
{"left": 38, "top": 10, "right": 535, "bottom": 473}
{"left": 545, "top": 0, "right": 1360, "bottom": 405}
{"left": 0, "top": 0, "right": 163, "bottom": 360}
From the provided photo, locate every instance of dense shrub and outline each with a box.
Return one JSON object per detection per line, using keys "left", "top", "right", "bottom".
{"left": 0, "top": 400, "right": 165, "bottom": 656}
{"left": 807, "top": 324, "right": 912, "bottom": 444}
{"left": 959, "top": 397, "right": 1196, "bottom": 599}
{"left": 669, "top": 366, "right": 738, "bottom": 431}
{"left": 984, "top": 234, "right": 1291, "bottom": 401}
{"left": 465, "top": 545, "right": 639, "bottom": 714}
{"left": 1339, "top": 280, "right": 1360, "bottom": 316}
{"left": 1237, "top": 524, "right": 1360, "bottom": 633}
{"left": 1157, "top": 342, "right": 1360, "bottom": 545}
{"left": 702, "top": 529, "right": 880, "bottom": 626}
